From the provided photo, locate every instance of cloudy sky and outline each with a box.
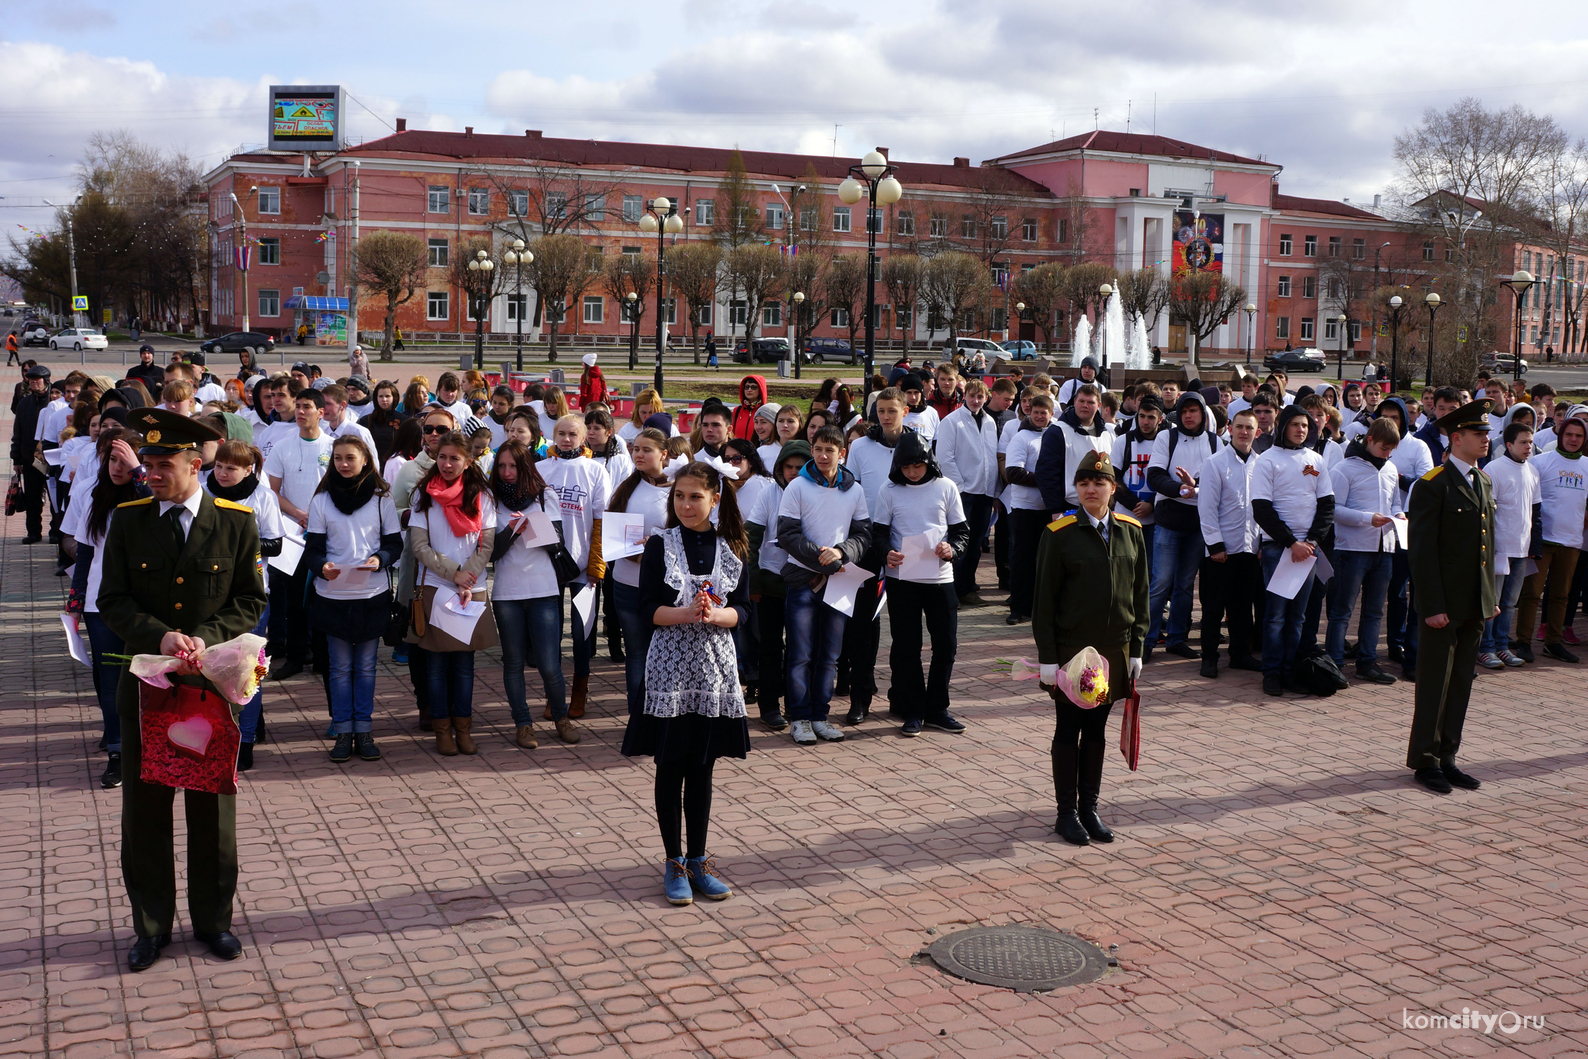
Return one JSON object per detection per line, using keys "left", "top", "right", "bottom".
{"left": 4, "top": 0, "right": 1588, "bottom": 238}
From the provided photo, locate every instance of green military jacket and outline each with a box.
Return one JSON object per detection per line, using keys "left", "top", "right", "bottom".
{"left": 1407, "top": 462, "right": 1498, "bottom": 622}
{"left": 1032, "top": 508, "right": 1150, "bottom": 664}
{"left": 97, "top": 492, "right": 268, "bottom": 706}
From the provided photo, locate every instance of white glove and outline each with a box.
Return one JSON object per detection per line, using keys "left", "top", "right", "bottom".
{"left": 1127, "top": 656, "right": 1142, "bottom": 682}
{"left": 1039, "top": 663, "right": 1058, "bottom": 685}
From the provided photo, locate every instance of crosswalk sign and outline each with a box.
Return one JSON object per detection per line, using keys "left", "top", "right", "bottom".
{"left": 72, "top": 296, "right": 88, "bottom": 311}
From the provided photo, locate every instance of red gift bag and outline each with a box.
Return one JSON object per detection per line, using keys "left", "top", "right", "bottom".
{"left": 1119, "top": 682, "right": 1141, "bottom": 771}
{"left": 138, "top": 681, "right": 240, "bottom": 795}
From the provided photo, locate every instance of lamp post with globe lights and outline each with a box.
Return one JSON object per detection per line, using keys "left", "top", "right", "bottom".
{"left": 466, "top": 248, "right": 495, "bottom": 371}
{"left": 1500, "top": 269, "right": 1534, "bottom": 382}
{"left": 1244, "top": 302, "right": 1257, "bottom": 367}
{"left": 625, "top": 291, "right": 639, "bottom": 370}
{"left": 638, "top": 197, "right": 684, "bottom": 394}
{"left": 791, "top": 291, "right": 806, "bottom": 377}
{"left": 1015, "top": 301, "right": 1026, "bottom": 352}
{"left": 1388, "top": 294, "right": 1404, "bottom": 389}
{"left": 1423, "top": 291, "right": 1441, "bottom": 387}
{"left": 837, "top": 151, "right": 903, "bottom": 402}
{"left": 1338, "top": 313, "right": 1351, "bottom": 380}
{"left": 501, "top": 239, "right": 533, "bottom": 372}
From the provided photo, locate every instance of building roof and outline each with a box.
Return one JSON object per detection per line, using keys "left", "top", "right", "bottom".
{"left": 990, "top": 131, "right": 1273, "bottom": 169}
{"left": 1271, "top": 193, "right": 1384, "bottom": 221}
{"left": 230, "top": 129, "right": 1053, "bottom": 195}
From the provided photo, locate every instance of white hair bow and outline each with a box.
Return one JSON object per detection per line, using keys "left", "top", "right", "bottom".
{"left": 697, "top": 453, "right": 739, "bottom": 480}
{"left": 661, "top": 454, "right": 691, "bottom": 480}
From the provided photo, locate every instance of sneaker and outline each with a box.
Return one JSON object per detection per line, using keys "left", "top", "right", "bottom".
{"left": 958, "top": 592, "right": 987, "bottom": 608}
{"left": 100, "top": 753, "right": 122, "bottom": 789}
{"left": 1566, "top": 628, "right": 1582, "bottom": 646}
{"left": 663, "top": 858, "right": 693, "bottom": 905}
{"left": 1199, "top": 658, "right": 1218, "bottom": 679}
{"left": 1543, "top": 642, "right": 1581, "bottom": 664}
{"left": 924, "top": 713, "right": 966, "bottom": 734}
{"left": 791, "top": 720, "right": 817, "bottom": 745}
{"left": 1005, "top": 613, "right": 1028, "bottom": 626}
{"left": 355, "top": 733, "right": 381, "bottom": 760}
{"left": 392, "top": 644, "right": 409, "bottom": 665}
{"left": 811, "top": 720, "right": 846, "bottom": 741}
{"left": 1510, "top": 642, "right": 1535, "bottom": 663}
{"left": 1262, "top": 674, "right": 1282, "bottom": 697}
{"left": 1497, "top": 650, "right": 1526, "bottom": 667}
{"left": 1476, "top": 651, "right": 1505, "bottom": 670}
{"left": 1355, "top": 664, "right": 1396, "bottom": 685}
{"left": 900, "top": 718, "right": 924, "bottom": 737}
{"left": 684, "top": 855, "right": 733, "bottom": 900}
{"left": 1165, "top": 642, "right": 1197, "bottom": 659}
{"left": 329, "top": 733, "right": 353, "bottom": 763}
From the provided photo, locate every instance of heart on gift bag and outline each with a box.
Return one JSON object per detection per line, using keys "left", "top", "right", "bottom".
{"left": 167, "top": 716, "right": 214, "bottom": 756}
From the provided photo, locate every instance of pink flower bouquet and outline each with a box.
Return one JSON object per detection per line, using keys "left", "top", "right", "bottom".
{"left": 129, "top": 633, "right": 270, "bottom": 706}
{"left": 1054, "top": 647, "right": 1110, "bottom": 709}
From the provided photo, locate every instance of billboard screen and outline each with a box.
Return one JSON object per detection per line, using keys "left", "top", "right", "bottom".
{"left": 269, "top": 85, "right": 343, "bottom": 152}
{"left": 1172, "top": 211, "right": 1224, "bottom": 275}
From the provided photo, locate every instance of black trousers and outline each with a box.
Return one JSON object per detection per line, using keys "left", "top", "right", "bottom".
{"left": 992, "top": 501, "right": 1010, "bottom": 587}
{"left": 887, "top": 580, "right": 958, "bottom": 718}
{"left": 756, "top": 593, "right": 787, "bottom": 710}
{"left": 655, "top": 759, "right": 714, "bottom": 861}
{"left": 1406, "top": 616, "right": 1483, "bottom": 770}
{"left": 1052, "top": 699, "right": 1115, "bottom": 811}
{"left": 954, "top": 493, "right": 994, "bottom": 596}
{"left": 269, "top": 564, "right": 325, "bottom": 669}
{"left": 1008, "top": 508, "right": 1050, "bottom": 618}
{"left": 19, "top": 463, "right": 46, "bottom": 538}
{"left": 836, "top": 572, "right": 881, "bottom": 706}
{"left": 1199, "top": 552, "right": 1262, "bottom": 662}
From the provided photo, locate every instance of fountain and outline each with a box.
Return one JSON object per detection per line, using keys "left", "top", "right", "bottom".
{"left": 1071, "top": 317, "right": 1091, "bottom": 368}
{"left": 1129, "top": 313, "right": 1152, "bottom": 371}
{"left": 1100, "top": 291, "right": 1126, "bottom": 369}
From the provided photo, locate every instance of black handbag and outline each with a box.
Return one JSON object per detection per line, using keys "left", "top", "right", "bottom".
{"left": 3, "top": 474, "right": 19, "bottom": 517}
{"left": 520, "top": 495, "right": 583, "bottom": 588}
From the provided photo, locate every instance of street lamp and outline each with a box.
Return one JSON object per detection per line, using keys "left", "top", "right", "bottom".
{"left": 838, "top": 150, "right": 903, "bottom": 402}
{"left": 43, "top": 197, "right": 83, "bottom": 330}
{"left": 466, "top": 248, "right": 495, "bottom": 371}
{"left": 1337, "top": 313, "right": 1351, "bottom": 380}
{"left": 1500, "top": 269, "right": 1535, "bottom": 382}
{"left": 1015, "top": 301, "right": 1026, "bottom": 351}
{"left": 501, "top": 238, "right": 533, "bottom": 372}
{"left": 1388, "top": 294, "right": 1403, "bottom": 389}
{"left": 1371, "top": 240, "right": 1392, "bottom": 360}
{"left": 1423, "top": 291, "right": 1441, "bottom": 387}
{"left": 791, "top": 291, "right": 806, "bottom": 378}
{"left": 625, "top": 291, "right": 639, "bottom": 370}
{"left": 1244, "top": 302, "right": 1257, "bottom": 367}
{"left": 638, "top": 195, "right": 684, "bottom": 395}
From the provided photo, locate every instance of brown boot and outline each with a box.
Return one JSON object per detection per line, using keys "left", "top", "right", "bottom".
{"left": 453, "top": 715, "right": 478, "bottom": 755}
{"left": 569, "top": 676, "right": 589, "bottom": 719}
{"left": 433, "top": 717, "right": 458, "bottom": 756}
{"left": 515, "top": 724, "right": 538, "bottom": 749}
{"left": 555, "top": 718, "right": 581, "bottom": 745}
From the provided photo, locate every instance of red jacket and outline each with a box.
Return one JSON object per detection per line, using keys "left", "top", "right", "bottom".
{"left": 579, "top": 366, "right": 607, "bottom": 408}
{"left": 731, "top": 374, "right": 769, "bottom": 440}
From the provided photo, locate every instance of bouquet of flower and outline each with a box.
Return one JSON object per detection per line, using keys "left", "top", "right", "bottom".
{"left": 992, "top": 656, "right": 1043, "bottom": 681}
{"left": 1054, "top": 647, "right": 1110, "bottom": 709}
{"left": 128, "top": 633, "right": 270, "bottom": 706}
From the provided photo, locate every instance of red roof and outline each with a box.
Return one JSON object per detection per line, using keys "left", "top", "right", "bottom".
{"left": 1271, "top": 193, "right": 1383, "bottom": 221}
{"left": 991, "top": 130, "right": 1272, "bottom": 169}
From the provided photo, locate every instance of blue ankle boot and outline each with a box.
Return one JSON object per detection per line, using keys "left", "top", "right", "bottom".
{"left": 685, "top": 855, "right": 732, "bottom": 900}
{"left": 664, "top": 858, "right": 693, "bottom": 905}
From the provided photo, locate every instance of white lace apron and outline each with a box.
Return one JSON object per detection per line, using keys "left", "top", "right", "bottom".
{"left": 642, "top": 528, "right": 747, "bottom": 720}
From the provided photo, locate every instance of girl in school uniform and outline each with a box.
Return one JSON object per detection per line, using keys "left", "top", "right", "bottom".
{"left": 605, "top": 428, "right": 674, "bottom": 715}
{"left": 304, "top": 436, "right": 402, "bottom": 763}
{"left": 621, "top": 460, "right": 752, "bottom": 906}
{"left": 410, "top": 431, "right": 499, "bottom": 756}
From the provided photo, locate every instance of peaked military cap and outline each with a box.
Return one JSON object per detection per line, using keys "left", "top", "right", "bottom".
{"left": 128, "top": 407, "right": 224, "bottom": 456}
{"left": 1434, "top": 397, "right": 1495, "bottom": 435}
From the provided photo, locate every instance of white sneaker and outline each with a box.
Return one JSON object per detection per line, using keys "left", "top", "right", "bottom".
{"left": 1497, "top": 650, "right": 1526, "bottom": 668}
{"left": 811, "top": 720, "right": 846, "bottom": 741}
{"left": 1476, "top": 651, "right": 1505, "bottom": 670}
{"left": 790, "top": 720, "right": 817, "bottom": 745}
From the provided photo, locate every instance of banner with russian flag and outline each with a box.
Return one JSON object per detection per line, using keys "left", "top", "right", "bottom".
{"left": 235, "top": 243, "right": 252, "bottom": 272}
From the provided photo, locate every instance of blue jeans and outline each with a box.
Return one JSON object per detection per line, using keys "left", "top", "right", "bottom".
{"left": 1326, "top": 550, "right": 1391, "bottom": 668}
{"left": 83, "top": 612, "right": 124, "bottom": 753}
{"left": 1147, "top": 525, "right": 1202, "bottom": 648}
{"left": 784, "top": 580, "right": 848, "bottom": 722}
{"left": 327, "top": 635, "right": 379, "bottom": 733}
{"left": 1482, "top": 565, "right": 1529, "bottom": 652}
{"left": 494, "top": 596, "right": 567, "bottom": 723}
{"left": 238, "top": 606, "right": 269, "bottom": 743}
{"left": 611, "top": 580, "right": 652, "bottom": 715}
{"left": 426, "top": 651, "right": 476, "bottom": 719}
{"left": 1261, "top": 541, "right": 1314, "bottom": 680}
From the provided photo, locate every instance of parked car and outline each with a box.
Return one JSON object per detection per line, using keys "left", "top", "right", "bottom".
{"left": 1262, "top": 349, "right": 1327, "bottom": 372}
{"left": 50, "top": 327, "right": 109, "bottom": 352}
{"left": 1, "top": 308, "right": 12, "bottom": 317}
{"left": 20, "top": 321, "right": 50, "bottom": 346}
{"left": 200, "top": 331, "right": 277, "bottom": 356}
{"left": 940, "top": 337, "right": 1007, "bottom": 365}
{"left": 803, "top": 338, "right": 857, "bottom": 364}
{"left": 1479, "top": 352, "right": 1529, "bottom": 374}
{"left": 734, "top": 337, "right": 808, "bottom": 364}
{"left": 1000, "top": 339, "right": 1039, "bottom": 360}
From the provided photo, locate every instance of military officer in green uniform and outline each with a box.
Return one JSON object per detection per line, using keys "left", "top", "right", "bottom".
{"left": 1405, "top": 398, "right": 1499, "bottom": 795}
{"left": 1033, "top": 450, "right": 1149, "bottom": 846}
{"left": 97, "top": 408, "right": 267, "bottom": 971}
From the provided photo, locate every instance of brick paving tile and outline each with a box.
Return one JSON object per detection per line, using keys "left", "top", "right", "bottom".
{"left": 6, "top": 370, "right": 1588, "bottom": 1058}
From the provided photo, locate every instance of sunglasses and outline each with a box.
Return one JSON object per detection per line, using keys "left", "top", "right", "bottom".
{"left": 726, "top": 455, "right": 747, "bottom": 464}
{"left": 423, "top": 425, "right": 450, "bottom": 434}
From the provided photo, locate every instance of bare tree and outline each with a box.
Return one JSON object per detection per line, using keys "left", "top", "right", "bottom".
{"left": 825, "top": 255, "right": 866, "bottom": 354}
{"left": 923, "top": 251, "right": 989, "bottom": 347}
{"left": 783, "top": 249, "right": 830, "bottom": 358}
{"left": 665, "top": 241, "right": 722, "bottom": 361}
{"left": 722, "top": 244, "right": 785, "bottom": 351}
{"left": 1528, "top": 138, "right": 1588, "bottom": 356}
{"left": 1115, "top": 267, "right": 1171, "bottom": 334}
{"left": 1168, "top": 272, "right": 1248, "bottom": 371}
{"left": 711, "top": 150, "right": 763, "bottom": 250}
{"left": 1012, "top": 262, "right": 1066, "bottom": 352}
{"left": 524, "top": 233, "right": 592, "bottom": 363}
{"left": 448, "top": 234, "right": 508, "bottom": 352}
{"left": 353, "top": 230, "right": 428, "bottom": 360}
{"left": 602, "top": 252, "right": 655, "bottom": 368}
{"left": 881, "top": 253, "right": 925, "bottom": 354}
{"left": 963, "top": 166, "right": 1027, "bottom": 266}
{"left": 1058, "top": 262, "right": 1118, "bottom": 341}
{"left": 474, "top": 161, "right": 627, "bottom": 238}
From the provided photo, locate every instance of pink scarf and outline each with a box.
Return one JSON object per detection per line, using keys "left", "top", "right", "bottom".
{"left": 425, "top": 475, "right": 483, "bottom": 538}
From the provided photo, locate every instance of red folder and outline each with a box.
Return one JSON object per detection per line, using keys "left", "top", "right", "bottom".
{"left": 1119, "top": 682, "right": 1141, "bottom": 771}
{"left": 138, "top": 682, "right": 240, "bottom": 795}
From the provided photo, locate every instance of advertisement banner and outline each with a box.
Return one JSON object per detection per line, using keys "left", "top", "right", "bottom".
{"left": 314, "top": 312, "right": 347, "bottom": 346}
{"left": 268, "top": 85, "right": 344, "bottom": 152}
{"left": 1172, "top": 211, "right": 1224, "bottom": 275}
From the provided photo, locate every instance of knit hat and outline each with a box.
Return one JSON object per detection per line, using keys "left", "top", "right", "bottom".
{"left": 898, "top": 372, "right": 924, "bottom": 392}
{"left": 644, "top": 412, "right": 674, "bottom": 434}
{"left": 582, "top": 353, "right": 597, "bottom": 367}
{"left": 754, "top": 402, "right": 781, "bottom": 423}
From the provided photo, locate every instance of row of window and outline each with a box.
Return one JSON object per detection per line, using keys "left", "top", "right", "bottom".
{"left": 1278, "top": 234, "right": 1368, "bottom": 259}
{"left": 1272, "top": 317, "right": 1363, "bottom": 342}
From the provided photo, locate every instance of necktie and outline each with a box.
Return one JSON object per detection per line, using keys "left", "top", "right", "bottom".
{"left": 166, "top": 506, "right": 185, "bottom": 550}
{"left": 1470, "top": 469, "right": 1481, "bottom": 495}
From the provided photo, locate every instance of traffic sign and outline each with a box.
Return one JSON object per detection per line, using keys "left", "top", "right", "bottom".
{"left": 1457, "top": 326, "right": 1468, "bottom": 343}
{"left": 72, "top": 296, "right": 88, "bottom": 311}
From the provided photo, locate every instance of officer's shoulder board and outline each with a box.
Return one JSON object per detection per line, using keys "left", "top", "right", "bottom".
{"left": 212, "top": 497, "right": 254, "bottom": 514}
{"left": 1114, "top": 513, "right": 1143, "bottom": 528}
{"left": 117, "top": 496, "right": 154, "bottom": 509}
{"left": 1420, "top": 466, "right": 1445, "bottom": 482}
{"left": 1047, "top": 515, "right": 1078, "bottom": 532}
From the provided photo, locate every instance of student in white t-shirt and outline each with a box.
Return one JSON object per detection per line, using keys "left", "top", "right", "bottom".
{"left": 262, "top": 388, "right": 335, "bottom": 679}
{"left": 602, "top": 428, "right": 673, "bottom": 718}
{"left": 539, "top": 414, "right": 612, "bottom": 719}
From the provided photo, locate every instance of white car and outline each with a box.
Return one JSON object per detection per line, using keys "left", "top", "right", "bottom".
{"left": 50, "top": 328, "right": 109, "bottom": 352}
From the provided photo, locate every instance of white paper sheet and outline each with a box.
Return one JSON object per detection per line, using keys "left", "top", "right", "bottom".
{"left": 571, "top": 581, "right": 599, "bottom": 638}
{"left": 1266, "top": 552, "right": 1317, "bottom": 600}
{"left": 327, "top": 563, "right": 378, "bottom": 593}
{"left": 269, "top": 530, "right": 305, "bottom": 576}
{"left": 430, "top": 586, "right": 486, "bottom": 642}
{"left": 1312, "top": 548, "right": 1334, "bottom": 585}
{"left": 508, "top": 507, "right": 559, "bottom": 549}
{"left": 822, "top": 564, "right": 870, "bottom": 617}
{"left": 1391, "top": 515, "right": 1410, "bottom": 550}
{"left": 61, "top": 613, "right": 91, "bottom": 666}
{"left": 896, "top": 530, "right": 945, "bottom": 582}
{"left": 600, "top": 511, "right": 649, "bottom": 560}
{"left": 43, "top": 447, "right": 66, "bottom": 467}
{"left": 1496, "top": 555, "right": 1509, "bottom": 576}
{"left": 1520, "top": 557, "right": 1539, "bottom": 577}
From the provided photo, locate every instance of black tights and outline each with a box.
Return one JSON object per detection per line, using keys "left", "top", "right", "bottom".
{"left": 655, "top": 759, "right": 715, "bottom": 861}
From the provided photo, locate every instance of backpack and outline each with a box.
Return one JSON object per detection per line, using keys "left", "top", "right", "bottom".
{"left": 1292, "top": 645, "right": 1350, "bottom": 697}
{"left": 1164, "top": 425, "right": 1218, "bottom": 465}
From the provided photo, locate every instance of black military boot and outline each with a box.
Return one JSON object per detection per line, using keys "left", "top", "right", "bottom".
{"left": 1051, "top": 738, "right": 1089, "bottom": 846}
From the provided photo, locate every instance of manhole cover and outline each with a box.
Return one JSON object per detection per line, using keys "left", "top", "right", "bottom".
{"left": 926, "top": 926, "right": 1108, "bottom": 991}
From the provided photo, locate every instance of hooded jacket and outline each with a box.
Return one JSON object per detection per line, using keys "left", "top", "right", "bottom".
{"left": 847, "top": 422, "right": 915, "bottom": 513}
{"left": 1146, "top": 391, "right": 1220, "bottom": 534}
{"left": 731, "top": 375, "right": 769, "bottom": 441}
{"left": 865, "top": 431, "right": 971, "bottom": 578}
{"left": 1330, "top": 436, "right": 1402, "bottom": 552}
{"left": 1483, "top": 433, "right": 1542, "bottom": 562}
{"left": 1250, "top": 405, "right": 1335, "bottom": 547}
{"left": 1035, "top": 405, "right": 1113, "bottom": 514}
{"left": 1375, "top": 397, "right": 1433, "bottom": 501}
{"left": 936, "top": 399, "right": 999, "bottom": 497}
{"left": 1056, "top": 358, "right": 1102, "bottom": 405}
{"left": 745, "top": 439, "right": 812, "bottom": 598}
{"left": 775, "top": 457, "right": 871, "bottom": 581}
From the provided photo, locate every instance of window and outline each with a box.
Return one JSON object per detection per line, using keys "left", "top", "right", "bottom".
{"left": 765, "top": 203, "right": 784, "bottom": 230}
{"left": 698, "top": 304, "right": 712, "bottom": 326}
{"left": 257, "top": 187, "right": 280, "bottom": 214}
{"left": 427, "top": 238, "right": 448, "bottom": 267}
{"left": 695, "top": 199, "right": 715, "bottom": 225}
{"left": 959, "top": 308, "right": 976, "bottom": 331}
{"left": 989, "top": 308, "right": 1007, "bottom": 331}
{"left": 583, "top": 296, "right": 603, "bottom": 324}
{"left": 1422, "top": 241, "right": 1435, "bottom": 261}
{"left": 427, "top": 291, "right": 449, "bottom": 320}
{"left": 1279, "top": 233, "right": 1292, "bottom": 256}
{"left": 991, "top": 216, "right": 1008, "bottom": 240}
{"left": 763, "top": 302, "right": 781, "bottom": 327}
{"left": 584, "top": 195, "right": 605, "bottom": 222}
{"left": 800, "top": 207, "right": 818, "bottom": 232}
{"left": 546, "top": 193, "right": 567, "bottom": 220}
{"left": 1328, "top": 236, "right": 1341, "bottom": 257}
{"left": 506, "top": 293, "right": 528, "bottom": 322}
{"left": 1522, "top": 250, "right": 1532, "bottom": 270}
{"left": 257, "top": 237, "right": 280, "bottom": 265}
{"left": 545, "top": 301, "right": 565, "bottom": 325}
{"left": 1303, "top": 276, "right": 1316, "bottom": 299}
{"left": 1445, "top": 246, "right": 1454, "bottom": 262}
{"left": 729, "top": 300, "right": 746, "bottom": 326}
{"left": 831, "top": 307, "right": 849, "bottom": 328}
{"left": 623, "top": 195, "right": 642, "bottom": 222}
{"left": 1300, "top": 317, "right": 1314, "bottom": 340}
{"left": 991, "top": 265, "right": 1010, "bottom": 289}
{"left": 1021, "top": 217, "right": 1038, "bottom": 241}
{"left": 619, "top": 297, "right": 639, "bottom": 323}
{"left": 962, "top": 215, "right": 977, "bottom": 239}
{"left": 586, "top": 248, "right": 604, "bottom": 274}
{"left": 1277, "top": 275, "right": 1291, "bottom": 297}
{"left": 897, "top": 306, "right": 912, "bottom": 329}
{"left": 833, "top": 206, "right": 851, "bottom": 233}
{"left": 1327, "top": 277, "right": 1342, "bottom": 299}
{"left": 930, "top": 215, "right": 948, "bottom": 239}
{"left": 1352, "top": 238, "right": 1365, "bottom": 259}
{"left": 1057, "top": 218, "right": 1070, "bottom": 244}
{"left": 257, "top": 289, "right": 279, "bottom": 317}
{"left": 1276, "top": 317, "right": 1291, "bottom": 339}
{"left": 428, "top": 186, "right": 450, "bottom": 213}
{"left": 1303, "top": 235, "right": 1317, "bottom": 257}
{"left": 896, "top": 210, "right": 915, "bottom": 236}
{"left": 621, "top": 245, "right": 642, "bottom": 260}
{"left": 1324, "top": 318, "right": 1339, "bottom": 341}
{"left": 508, "top": 190, "right": 528, "bottom": 217}
{"left": 867, "top": 207, "right": 883, "bottom": 234}
{"left": 468, "top": 188, "right": 489, "bottom": 215}
{"left": 664, "top": 298, "right": 676, "bottom": 326}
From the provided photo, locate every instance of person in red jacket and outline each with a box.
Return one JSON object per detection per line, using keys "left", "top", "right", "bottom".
{"left": 579, "top": 354, "right": 607, "bottom": 408}
{"left": 732, "top": 374, "right": 769, "bottom": 440}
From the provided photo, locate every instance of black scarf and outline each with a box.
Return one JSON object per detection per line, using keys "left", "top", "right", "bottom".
{"left": 326, "top": 468, "right": 378, "bottom": 515}
{"left": 495, "top": 479, "right": 540, "bottom": 513}
{"left": 1344, "top": 438, "right": 1386, "bottom": 469}
{"left": 208, "top": 471, "right": 259, "bottom": 503}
